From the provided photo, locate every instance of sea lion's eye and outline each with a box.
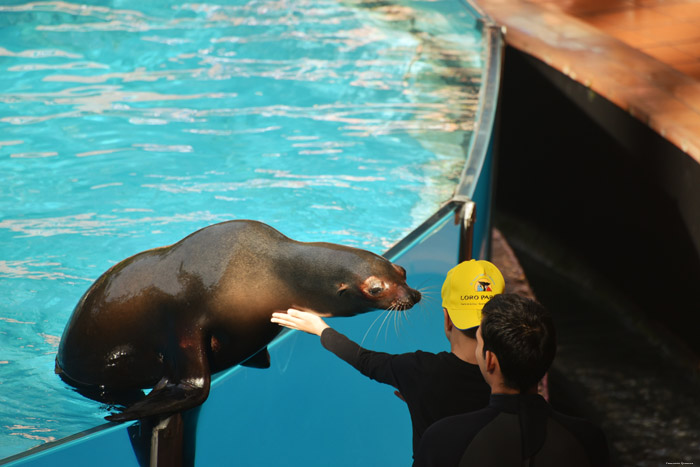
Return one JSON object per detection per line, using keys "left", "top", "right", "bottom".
{"left": 362, "top": 276, "right": 386, "bottom": 297}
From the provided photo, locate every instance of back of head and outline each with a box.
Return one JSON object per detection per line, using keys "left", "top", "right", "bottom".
{"left": 480, "top": 294, "right": 556, "bottom": 392}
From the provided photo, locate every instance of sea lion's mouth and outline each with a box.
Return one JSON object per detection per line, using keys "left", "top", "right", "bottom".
{"left": 390, "top": 289, "right": 421, "bottom": 311}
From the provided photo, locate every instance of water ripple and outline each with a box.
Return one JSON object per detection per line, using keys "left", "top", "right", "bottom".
{"left": 0, "top": 260, "right": 89, "bottom": 282}
{"left": 0, "top": 211, "right": 233, "bottom": 238}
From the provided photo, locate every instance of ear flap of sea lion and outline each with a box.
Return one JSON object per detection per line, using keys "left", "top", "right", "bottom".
{"left": 392, "top": 263, "right": 406, "bottom": 278}
{"left": 337, "top": 283, "right": 349, "bottom": 296}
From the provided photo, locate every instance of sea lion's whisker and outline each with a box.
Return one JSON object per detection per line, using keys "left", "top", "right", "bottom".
{"left": 390, "top": 310, "right": 396, "bottom": 337}
{"left": 400, "top": 308, "right": 410, "bottom": 328}
{"left": 360, "top": 307, "right": 392, "bottom": 346}
{"left": 377, "top": 306, "right": 396, "bottom": 342}
{"left": 417, "top": 285, "right": 437, "bottom": 297}
{"left": 361, "top": 309, "right": 390, "bottom": 348}
{"left": 415, "top": 277, "right": 435, "bottom": 291}
{"left": 417, "top": 291, "right": 438, "bottom": 306}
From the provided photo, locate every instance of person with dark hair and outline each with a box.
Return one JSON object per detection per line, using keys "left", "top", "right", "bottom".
{"left": 413, "top": 294, "right": 609, "bottom": 467}
{"left": 271, "top": 260, "right": 504, "bottom": 456}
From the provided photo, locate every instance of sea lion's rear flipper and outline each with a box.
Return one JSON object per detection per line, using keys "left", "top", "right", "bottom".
{"left": 106, "top": 335, "right": 211, "bottom": 423}
{"left": 241, "top": 347, "right": 271, "bottom": 368}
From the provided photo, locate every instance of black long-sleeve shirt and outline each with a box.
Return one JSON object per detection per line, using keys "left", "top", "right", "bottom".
{"left": 413, "top": 394, "right": 610, "bottom": 467}
{"left": 320, "top": 328, "right": 490, "bottom": 454}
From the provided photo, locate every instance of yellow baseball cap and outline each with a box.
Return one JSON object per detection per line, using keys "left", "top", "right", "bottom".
{"left": 441, "top": 260, "right": 505, "bottom": 330}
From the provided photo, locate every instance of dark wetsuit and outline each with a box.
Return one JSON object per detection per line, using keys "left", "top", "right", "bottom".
{"left": 413, "top": 394, "right": 609, "bottom": 467}
{"left": 320, "top": 328, "right": 490, "bottom": 455}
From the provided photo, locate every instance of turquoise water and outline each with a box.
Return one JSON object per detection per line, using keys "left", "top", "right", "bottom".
{"left": 0, "top": 0, "right": 483, "bottom": 458}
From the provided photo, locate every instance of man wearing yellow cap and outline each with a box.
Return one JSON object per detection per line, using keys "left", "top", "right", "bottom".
{"left": 441, "top": 259, "right": 505, "bottom": 330}
{"left": 271, "top": 260, "right": 505, "bottom": 458}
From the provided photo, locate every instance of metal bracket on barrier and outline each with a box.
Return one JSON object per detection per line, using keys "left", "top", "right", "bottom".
{"left": 453, "top": 196, "right": 476, "bottom": 262}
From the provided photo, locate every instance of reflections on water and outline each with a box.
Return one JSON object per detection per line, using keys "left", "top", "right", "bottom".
{"left": 6, "top": 425, "right": 57, "bottom": 444}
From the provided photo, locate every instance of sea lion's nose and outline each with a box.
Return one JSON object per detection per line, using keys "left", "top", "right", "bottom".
{"left": 411, "top": 289, "right": 422, "bottom": 304}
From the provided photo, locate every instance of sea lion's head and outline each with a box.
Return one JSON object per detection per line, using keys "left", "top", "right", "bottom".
{"left": 347, "top": 262, "right": 420, "bottom": 311}
{"left": 319, "top": 247, "right": 422, "bottom": 317}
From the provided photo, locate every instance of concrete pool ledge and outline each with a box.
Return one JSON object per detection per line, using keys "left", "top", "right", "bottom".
{"left": 471, "top": 0, "right": 700, "bottom": 164}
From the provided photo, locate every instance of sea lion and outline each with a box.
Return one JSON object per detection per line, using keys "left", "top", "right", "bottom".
{"left": 55, "top": 220, "right": 421, "bottom": 422}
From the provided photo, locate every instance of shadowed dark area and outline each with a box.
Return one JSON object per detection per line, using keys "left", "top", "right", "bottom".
{"left": 493, "top": 46, "right": 700, "bottom": 466}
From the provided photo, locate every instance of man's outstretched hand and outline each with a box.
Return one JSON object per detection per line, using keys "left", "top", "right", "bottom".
{"left": 271, "top": 308, "right": 330, "bottom": 336}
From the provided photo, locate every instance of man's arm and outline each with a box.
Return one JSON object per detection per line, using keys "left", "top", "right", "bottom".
{"left": 320, "top": 327, "right": 399, "bottom": 386}
{"left": 271, "top": 308, "right": 400, "bottom": 387}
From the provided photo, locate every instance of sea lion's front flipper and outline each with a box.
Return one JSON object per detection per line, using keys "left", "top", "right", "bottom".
{"left": 241, "top": 347, "right": 271, "bottom": 368}
{"left": 106, "top": 377, "right": 209, "bottom": 422}
{"left": 106, "top": 335, "right": 211, "bottom": 423}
